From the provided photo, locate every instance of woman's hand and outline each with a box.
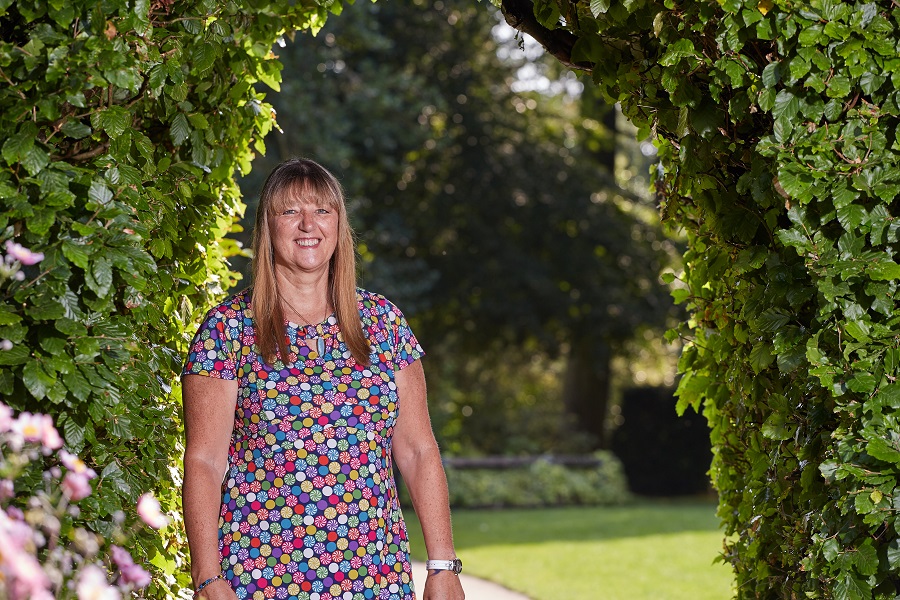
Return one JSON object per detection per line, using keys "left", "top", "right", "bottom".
{"left": 423, "top": 571, "right": 465, "bottom": 600}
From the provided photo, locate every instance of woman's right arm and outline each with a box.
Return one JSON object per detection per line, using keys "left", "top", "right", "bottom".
{"left": 182, "top": 374, "right": 240, "bottom": 599}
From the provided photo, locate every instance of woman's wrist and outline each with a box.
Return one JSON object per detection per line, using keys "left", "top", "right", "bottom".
{"left": 194, "top": 573, "right": 227, "bottom": 595}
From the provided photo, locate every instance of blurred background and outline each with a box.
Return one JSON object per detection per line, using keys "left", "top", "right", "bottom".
{"left": 226, "top": 1, "right": 731, "bottom": 597}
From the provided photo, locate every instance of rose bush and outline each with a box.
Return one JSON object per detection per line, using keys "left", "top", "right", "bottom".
{"left": 0, "top": 399, "right": 169, "bottom": 599}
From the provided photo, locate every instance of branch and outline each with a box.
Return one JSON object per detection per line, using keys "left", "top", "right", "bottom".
{"left": 499, "top": 0, "right": 592, "bottom": 71}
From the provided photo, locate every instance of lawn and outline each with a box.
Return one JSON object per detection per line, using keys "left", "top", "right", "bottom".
{"left": 403, "top": 499, "right": 734, "bottom": 600}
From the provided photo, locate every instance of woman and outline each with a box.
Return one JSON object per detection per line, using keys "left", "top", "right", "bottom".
{"left": 182, "top": 159, "right": 465, "bottom": 600}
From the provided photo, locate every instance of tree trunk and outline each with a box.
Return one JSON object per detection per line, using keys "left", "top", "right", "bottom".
{"left": 562, "top": 333, "right": 612, "bottom": 449}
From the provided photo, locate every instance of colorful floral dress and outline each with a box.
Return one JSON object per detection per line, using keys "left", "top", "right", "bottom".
{"left": 183, "top": 288, "right": 422, "bottom": 600}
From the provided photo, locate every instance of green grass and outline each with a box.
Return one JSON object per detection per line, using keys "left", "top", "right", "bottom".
{"left": 403, "top": 500, "right": 734, "bottom": 600}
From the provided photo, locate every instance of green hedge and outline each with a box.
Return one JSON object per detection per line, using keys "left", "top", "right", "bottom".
{"left": 0, "top": 0, "right": 343, "bottom": 594}
{"left": 498, "top": 0, "right": 900, "bottom": 596}
{"left": 402, "top": 452, "right": 630, "bottom": 509}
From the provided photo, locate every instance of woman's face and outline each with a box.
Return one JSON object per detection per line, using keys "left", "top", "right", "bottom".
{"left": 269, "top": 188, "right": 340, "bottom": 278}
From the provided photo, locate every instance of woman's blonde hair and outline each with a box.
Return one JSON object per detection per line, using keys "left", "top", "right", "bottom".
{"left": 251, "top": 158, "right": 369, "bottom": 366}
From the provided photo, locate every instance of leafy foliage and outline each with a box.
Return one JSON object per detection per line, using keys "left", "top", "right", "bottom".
{"left": 498, "top": 0, "right": 900, "bottom": 596}
{"left": 0, "top": 0, "right": 337, "bottom": 593}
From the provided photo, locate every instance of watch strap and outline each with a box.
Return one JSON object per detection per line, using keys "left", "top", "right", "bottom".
{"left": 426, "top": 558, "right": 462, "bottom": 575}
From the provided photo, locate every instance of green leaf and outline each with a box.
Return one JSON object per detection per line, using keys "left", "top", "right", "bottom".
{"left": 887, "top": 539, "right": 900, "bottom": 569}
{"left": 773, "top": 90, "right": 800, "bottom": 120}
{"left": 532, "top": 0, "right": 560, "bottom": 29}
{"left": 837, "top": 205, "right": 866, "bottom": 230}
{"left": 23, "top": 360, "right": 56, "bottom": 400}
{"left": 95, "top": 106, "right": 131, "bottom": 137}
{"left": 21, "top": 146, "right": 49, "bottom": 176}
{"left": 88, "top": 257, "right": 113, "bottom": 298}
{"left": 750, "top": 343, "right": 776, "bottom": 373}
{"left": 660, "top": 39, "right": 697, "bottom": 66}
{"left": 62, "top": 416, "right": 85, "bottom": 452}
{"left": 762, "top": 62, "right": 781, "bottom": 88}
{"left": 869, "top": 260, "right": 900, "bottom": 281}
{"left": 62, "top": 239, "right": 91, "bottom": 269}
{"left": 833, "top": 572, "right": 871, "bottom": 600}
{"left": 63, "top": 368, "right": 92, "bottom": 402}
{"left": 88, "top": 180, "right": 113, "bottom": 206}
{"left": 756, "top": 308, "right": 790, "bottom": 332}
{"left": 777, "top": 168, "right": 813, "bottom": 202}
{"left": 844, "top": 320, "right": 871, "bottom": 341}
{"left": 0, "top": 344, "right": 29, "bottom": 365}
{"left": 589, "top": 0, "right": 610, "bottom": 16}
{"left": 1, "top": 122, "right": 37, "bottom": 163}
{"left": 865, "top": 437, "right": 900, "bottom": 464}
{"left": 854, "top": 539, "right": 879, "bottom": 576}
{"left": 60, "top": 119, "right": 92, "bottom": 139}
{"left": 827, "top": 75, "right": 852, "bottom": 98}
{"left": 171, "top": 113, "right": 191, "bottom": 146}
{"left": 761, "top": 412, "right": 792, "bottom": 440}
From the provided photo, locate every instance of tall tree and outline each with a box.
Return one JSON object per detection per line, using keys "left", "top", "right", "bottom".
{"left": 240, "top": 0, "right": 675, "bottom": 450}
{"left": 499, "top": 0, "right": 900, "bottom": 595}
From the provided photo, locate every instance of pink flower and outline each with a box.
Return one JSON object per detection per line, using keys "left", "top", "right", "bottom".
{"left": 0, "top": 339, "right": 12, "bottom": 351}
{"left": 12, "top": 413, "right": 62, "bottom": 450}
{"left": 62, "top": 471, "right": 94, "bottom": 501}
{"left": 4, "top": 240, "right": 44, "bottom": 265}
{"left": 3, "top": 552, "right": 51, "bottom": 600}
{"left": 60, "top": 450, "right": 97, "bottom": 477}
{"left": 0, "top": 402, "right": 12, "bottom": 432}
{"left": 110, "top": 545, "right": 151, "bottom": 588}
{"left": 0, "top": 511, "right": 51, "bottom": 600}
{"left": 0, "top": 479, "right": 13, "bottom": 501}
{"left": 136, "top": 493, "right": 169, "bottom": 529}
{"left": 76, "top": 564, "right": 121, "bottom": 600}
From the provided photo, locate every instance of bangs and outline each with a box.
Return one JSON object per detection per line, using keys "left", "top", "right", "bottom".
{"left": 267, "top": 179, "right": 342, "bottom": 215}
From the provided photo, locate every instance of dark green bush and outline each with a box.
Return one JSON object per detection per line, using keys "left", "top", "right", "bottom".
{"left": 611, "top": 387, "right": 712, "bottom": 496}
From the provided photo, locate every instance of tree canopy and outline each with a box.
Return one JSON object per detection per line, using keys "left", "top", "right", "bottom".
{"left": 238, "top": 0, "right": 675, "bottom": 450}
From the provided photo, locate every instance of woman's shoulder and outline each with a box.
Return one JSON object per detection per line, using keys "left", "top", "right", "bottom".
{"left": 356, "top": 288, "right": 405, "bottom": 321}
{"left": 203, "top": 287, "right": 253, "bottom": 320}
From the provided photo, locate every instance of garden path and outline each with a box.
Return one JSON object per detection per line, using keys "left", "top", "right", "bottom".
{"left": 411, "top": 561, "right": 530, "bottom": 600}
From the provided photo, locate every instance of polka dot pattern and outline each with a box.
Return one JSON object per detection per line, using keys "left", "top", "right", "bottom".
{"left": 184, "top": 289, "right": 423, "bottom": 600}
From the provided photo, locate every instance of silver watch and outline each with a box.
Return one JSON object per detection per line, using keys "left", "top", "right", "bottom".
{"left": 425, "top": 558, "right": 463, "bottom": 575}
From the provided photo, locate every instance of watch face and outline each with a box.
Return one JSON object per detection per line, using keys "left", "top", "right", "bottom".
{"left": 452, "top": 558, "right": 463, "bottom": 574}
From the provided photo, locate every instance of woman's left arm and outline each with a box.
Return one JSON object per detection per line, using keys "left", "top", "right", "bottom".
{"left": 392, "top": 360, "right": 465, "bottom": 600}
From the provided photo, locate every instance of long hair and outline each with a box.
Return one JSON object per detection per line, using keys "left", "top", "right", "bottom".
{"left": 251, "top": 158, "right": 369, "bottom": 366}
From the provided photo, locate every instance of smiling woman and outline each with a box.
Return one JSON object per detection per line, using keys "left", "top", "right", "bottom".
{"left": 181, "top": 159, "right": 466, "bottom": 600}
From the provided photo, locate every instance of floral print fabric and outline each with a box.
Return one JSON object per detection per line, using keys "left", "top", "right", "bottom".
{"left": 183, "top": 288, "right": 423, "bottom": 600}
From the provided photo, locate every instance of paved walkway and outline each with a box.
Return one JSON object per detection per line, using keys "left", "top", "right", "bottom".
{"left": 411, "top": 561, "right": 530, "bottom": 600}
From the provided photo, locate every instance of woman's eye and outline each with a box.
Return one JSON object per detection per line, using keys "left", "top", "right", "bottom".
{"left": 282, "top": 209, "right": 297, "bottom": 216}
{"left": 316, "top": 208, "right": 330, "bottom": 215}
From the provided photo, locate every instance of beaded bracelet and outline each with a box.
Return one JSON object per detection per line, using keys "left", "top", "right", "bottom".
{"left": 195, "top": 574, "right": 226, "bottom": 595}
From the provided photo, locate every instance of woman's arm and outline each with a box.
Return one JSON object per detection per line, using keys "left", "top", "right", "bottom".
{"left": 182, "top": 374, "right": 240, "bottom": 599}
{"left": 392, "top": 360, "right": 465, "bottom": 600}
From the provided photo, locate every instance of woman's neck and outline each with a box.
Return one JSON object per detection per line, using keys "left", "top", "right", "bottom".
{"left": 275, "top": 269, "right": 331, "bottom": 323}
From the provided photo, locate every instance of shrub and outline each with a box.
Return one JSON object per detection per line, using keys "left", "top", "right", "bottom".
{"left": 401, "top": 452, "right": 630, "bottom": 509}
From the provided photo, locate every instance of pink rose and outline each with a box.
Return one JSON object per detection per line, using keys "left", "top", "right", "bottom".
{"left": 110, "top": 545, "right": 151, "bottom": 588}
{"left": 136, "top": 493, "right": 169, "bottom": 529}
{"left": 76, "top": 564, "right": 120, "bottom": 600}
{"left": 62, "top": 471, "right": 94, "bottom": 501}
{"left": 4, "top": 240, "right": 44, "bottom": 265}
